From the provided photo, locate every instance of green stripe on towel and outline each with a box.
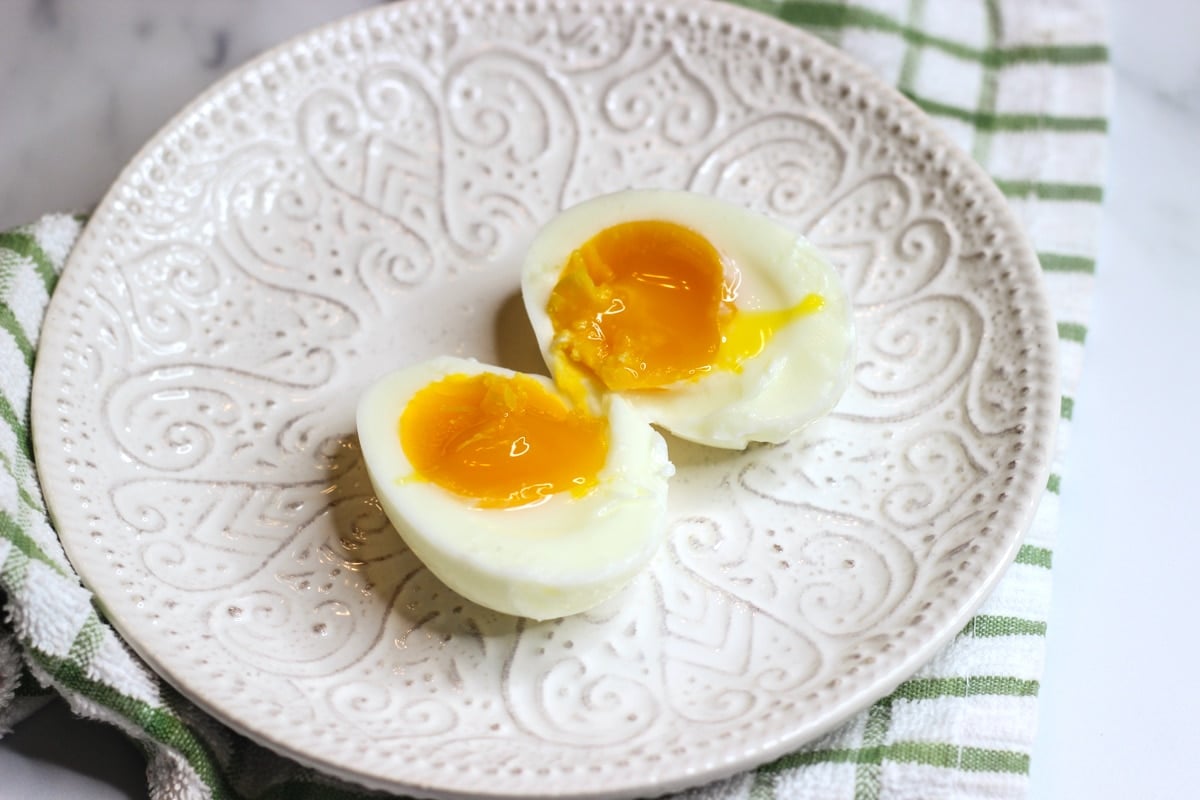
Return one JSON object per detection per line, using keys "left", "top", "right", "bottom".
{"left": 994, "top": 180, "right": 1105, "bottom": 202}
{"left": 1015, "top": 544, "right": 1053, "bottom": 569}
{"left": 731, "top": 1, "right": 1107, "bottom": 67}
{"left": 907, "top": 94, "right": 1108, "bottom": 133}
{"left": 1058, "top": 321, "right": 1088, "bottom": 343}
{"left": 1040, "top": 252, "right": 1096, "bottom": 274}
{"left": 0, "top": 231, "right": 58, "bottom": 294}
{"left": 963, "top": 615, "right": 1048, "bottom": 638}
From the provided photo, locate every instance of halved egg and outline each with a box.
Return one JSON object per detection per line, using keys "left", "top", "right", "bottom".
{"left": 521, "top": 190, "right": 855, "bottom": 449}
{"left": 356, "top": 356, "right": 672, "bottom": 620}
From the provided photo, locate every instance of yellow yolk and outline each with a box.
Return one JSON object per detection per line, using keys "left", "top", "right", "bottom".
{"left": 714, "top": 293, "right": 826, "bottom": 371}
{"left": 398, "top": 372, "right": 608, "bottom": 509}
{"left": 545, "top": 220, "right": 823, "bottom": 391}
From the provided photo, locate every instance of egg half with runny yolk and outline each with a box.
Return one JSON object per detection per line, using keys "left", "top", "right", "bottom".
{"left": 356, "top": 356, "right": 672, "bottom": 621}
{"left": 521, "top": 190, "right": 855, "bottom": 449}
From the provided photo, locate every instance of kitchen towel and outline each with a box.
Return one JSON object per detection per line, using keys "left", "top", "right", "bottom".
{"left": 0, "top": 1, "right": 1108, "bottom": 798}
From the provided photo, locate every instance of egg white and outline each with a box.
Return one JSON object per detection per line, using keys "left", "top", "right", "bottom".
{"left": 356, "top": 356, "right": 673, "bottom": 621}
{"left": 521, "top": 189, "right": 855, "bottom": 449}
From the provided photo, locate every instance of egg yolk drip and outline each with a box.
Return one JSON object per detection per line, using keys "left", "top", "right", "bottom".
{"left": 545, "top": 220, "right": 824, "bottom": 391}
{"left": 399, "top": 372, "right": 609, "bottom": 509}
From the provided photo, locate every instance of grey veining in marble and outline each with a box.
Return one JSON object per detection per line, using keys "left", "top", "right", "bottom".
{"left": 0, "top": 0, "right": 379, "bottom": 230}
{"left": 1101, "top": 1, "right": 1200, "bottom": 291}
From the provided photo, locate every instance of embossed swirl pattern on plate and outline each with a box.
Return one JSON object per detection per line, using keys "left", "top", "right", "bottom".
{"left": 32, "top": 1, "right": 1057, "bottom": 796}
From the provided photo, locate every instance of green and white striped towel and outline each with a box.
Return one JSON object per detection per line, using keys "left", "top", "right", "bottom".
{"left": 0, "top": 1, "right": 1108, "bottom": 798}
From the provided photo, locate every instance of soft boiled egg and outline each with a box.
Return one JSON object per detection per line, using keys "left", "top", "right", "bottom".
{"left": 356, "top": 356, "right": 672, "bottom": 620}
{"left": 521, "top": 190, "right": 855, "bottom": 449}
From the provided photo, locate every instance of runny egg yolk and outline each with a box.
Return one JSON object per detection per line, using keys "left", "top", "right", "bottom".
{"left": 399, "top": 372, "right": 609, "bottom": 509}
{"left": 545, "top": 220, "right": 824, "bottom": 391}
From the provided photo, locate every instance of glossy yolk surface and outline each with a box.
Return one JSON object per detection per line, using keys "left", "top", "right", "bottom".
{"left": 399, "top": 372, "right": 608, "bottom": 508}
{"left": 546, "top": 220, "right": 823, "bottom": 391}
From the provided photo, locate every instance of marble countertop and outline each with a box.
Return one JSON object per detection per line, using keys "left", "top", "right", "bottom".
{"left": 2, "top": 1, "right": 1198, "bottom": 798}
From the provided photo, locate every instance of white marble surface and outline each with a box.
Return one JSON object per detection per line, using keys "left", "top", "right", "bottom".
{"left": 1, "top": 1, "right": 1198, "bottom": 798}
{"left": 1027, "top": 1, "right": 1200, "bottom": 798}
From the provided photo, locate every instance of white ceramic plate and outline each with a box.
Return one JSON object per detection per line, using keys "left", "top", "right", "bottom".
{"left": 31, "top": 1, "right": 1058, "bottom": 797}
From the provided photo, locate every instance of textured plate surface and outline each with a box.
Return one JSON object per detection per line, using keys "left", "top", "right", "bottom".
{"left": 31, "top": 1, "right": 1058, "bottom": 797}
